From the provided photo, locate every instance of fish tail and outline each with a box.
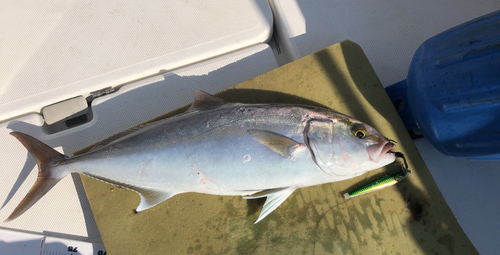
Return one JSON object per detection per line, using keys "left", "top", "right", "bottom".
{"left": 6, "top": 132, "right": 68, "bottom": 221}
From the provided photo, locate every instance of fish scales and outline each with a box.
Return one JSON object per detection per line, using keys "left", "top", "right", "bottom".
{"left": 62, "top": 104, "right": 321, "bottom": 193}
{"left": 5, "top": 90, "right": 396, "bottom": 223}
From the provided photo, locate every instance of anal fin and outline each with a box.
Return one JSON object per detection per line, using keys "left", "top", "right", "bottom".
{"left": 82, "top": 174, "right": 177, "bottom": 212}
{"left": 254, "top": 187, "right": 295, "bottom": 224}
{"left": 133, "top": 186, "right": 177, "bottom": 212}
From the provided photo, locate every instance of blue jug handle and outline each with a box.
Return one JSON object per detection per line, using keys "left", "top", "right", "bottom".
{"left": 385, "top": 80, "right": 418, "bottom": 130}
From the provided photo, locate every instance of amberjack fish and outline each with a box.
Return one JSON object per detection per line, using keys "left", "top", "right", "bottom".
{"left": 6, "top": 90, "right": 395, "bottom": 223}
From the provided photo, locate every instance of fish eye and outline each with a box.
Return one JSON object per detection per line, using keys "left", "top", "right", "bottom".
{"left": 351, "top": 124, "right": 366, "bottom": 139}
{"left": 355, "top": 131, "right": 366, "bottom": 139}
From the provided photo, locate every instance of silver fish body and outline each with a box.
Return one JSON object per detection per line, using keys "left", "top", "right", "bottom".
{"left": 6, "top": 90, "right": 395, "bottom": 223}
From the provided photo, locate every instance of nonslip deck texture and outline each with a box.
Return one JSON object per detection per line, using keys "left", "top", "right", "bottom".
{"left": 80, "top": 41, "right": 476, "bottom": 255}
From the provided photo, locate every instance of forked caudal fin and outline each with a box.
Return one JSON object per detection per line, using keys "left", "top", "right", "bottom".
{"left": 5, "top": 132, "right": 68, "bottom": 221}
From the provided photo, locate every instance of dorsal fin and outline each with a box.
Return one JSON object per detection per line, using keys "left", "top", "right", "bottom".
{"left": 89, "top": 90, "right": 225, "bottom": 151}
{"left": 185, "top": 90, "right": 227, "bottom": 113}
{"left": 89, "top": 122, "right": 155, "bottom": 152}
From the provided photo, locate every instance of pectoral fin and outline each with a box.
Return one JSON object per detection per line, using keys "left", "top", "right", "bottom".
{"left": 254, "top": 187, "right": 295, "bottom": 224}
{"left": 248, "top": 130, "right": 305, "bottom": 159}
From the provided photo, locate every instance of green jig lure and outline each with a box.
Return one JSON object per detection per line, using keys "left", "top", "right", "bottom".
{"left": 344, "top": 167, "right": 411, "bottom": 200}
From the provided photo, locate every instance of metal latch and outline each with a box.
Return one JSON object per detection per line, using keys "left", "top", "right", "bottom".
{"left": 89, "top": 86, "right": 115, "bottom": 98}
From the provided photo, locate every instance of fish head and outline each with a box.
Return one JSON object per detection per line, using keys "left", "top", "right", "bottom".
{"left": 305, "top": 118, "right": 395, "bottom": 177}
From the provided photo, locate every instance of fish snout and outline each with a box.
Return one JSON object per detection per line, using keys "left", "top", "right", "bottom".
{"left": 367, "top": 140, "right": 394, "bottom": 162}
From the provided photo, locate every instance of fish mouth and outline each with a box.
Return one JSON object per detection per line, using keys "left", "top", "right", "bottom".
{"left": 367, "top": 141, "right": 394, "bottom": 163}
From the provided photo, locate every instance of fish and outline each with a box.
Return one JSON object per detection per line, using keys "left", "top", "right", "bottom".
{"left": 343, "top": 167, "right": 411, "bottom": 200}
{"left": 5, "top": 90, "right": 396, "bottom": 223}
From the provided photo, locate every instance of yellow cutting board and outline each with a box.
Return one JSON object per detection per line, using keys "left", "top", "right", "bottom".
{"left": 79, "top": 41, "right": 476, "bottom": 255}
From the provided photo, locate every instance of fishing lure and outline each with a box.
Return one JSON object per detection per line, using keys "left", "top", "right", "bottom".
{"left": 343, "top": 166, "right": 411, "bottom": 200}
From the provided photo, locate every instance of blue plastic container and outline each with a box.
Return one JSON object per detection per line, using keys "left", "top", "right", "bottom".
{"left": 386, "top": 10, "right": 500, "bottom": 160}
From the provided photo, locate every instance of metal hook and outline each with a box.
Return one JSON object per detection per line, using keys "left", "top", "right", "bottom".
{"left": 394, "top": 152, "right": 408, "bottom": 169}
